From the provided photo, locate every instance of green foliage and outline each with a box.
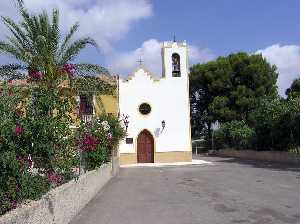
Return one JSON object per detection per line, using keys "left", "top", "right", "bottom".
{"left": 190, "top": 52, "right": 278, "bottom": 139}
{"left": 102, "top": 114, "right": 127, "bottom": 149}
{"left": 190, "top": 47, "right": 299, "bottom": 152}
{"left": 251, "top": 97, "right": 300, "bottom": 150}
{"left": 0, "top": 190, "right": 12, "bottom": 215}
{"left": 0, "top": 5, "right": 123, "bottom": 216}
{"left": 217, "top": 120, "right": 254, "bottom": 149}
{"left": 19, "top": 173, "right": 50, "bottom": 200}
{"left": 0, "top": 79, "right": 122, "bottom": 216}
{"left": 0, "top": 83, "right": 78, "bottom": 215}
{"left": 210, "top": 97, "right": 300, "bottom": 151}
{"left": 73, "top": 76, "right": 116, "bottom": 95}
{"left": 0, "top": 151, "right": 21, "bottom": 212}
{"left": 286, "top": 78, "right": 300, "bottom": 99}
{"left": 0, "top": 87, "right": 25, "bottom": 208}
{"left": 77, "top": 115, "right": 125, "bottom": 171}
{"left": 0, "top": 7, "right": 107, "bottom": 81}
{"left": 83, "top": 144, "right": 110, "bottom": 171}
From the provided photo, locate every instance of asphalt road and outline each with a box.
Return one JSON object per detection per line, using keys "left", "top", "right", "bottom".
{"left": 70, "top": 156, "right": 300, "bottom": 224}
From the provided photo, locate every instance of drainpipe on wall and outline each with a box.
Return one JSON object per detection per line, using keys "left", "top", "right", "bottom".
{"left": 117, "top": 75, "right": 120, "bottom": 118}
{"left": 92, "top": 94, "right": 96, "bottom": 116}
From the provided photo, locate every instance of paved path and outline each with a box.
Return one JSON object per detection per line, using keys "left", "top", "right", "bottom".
{"left": 70, "top": 156, "right": 300, "bottom": 224}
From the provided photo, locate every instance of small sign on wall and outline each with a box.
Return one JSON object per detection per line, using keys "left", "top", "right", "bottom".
{"left": 126, "top": 138, "right": 133, "bottom": 144}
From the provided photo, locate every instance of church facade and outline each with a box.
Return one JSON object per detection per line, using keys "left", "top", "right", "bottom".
{"left": 118, "top": 41, "right": 192, "bottom": 165}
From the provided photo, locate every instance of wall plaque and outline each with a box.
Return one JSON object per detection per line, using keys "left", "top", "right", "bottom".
{"left": 126, "top": 138, "right": 133, "bottom": 144}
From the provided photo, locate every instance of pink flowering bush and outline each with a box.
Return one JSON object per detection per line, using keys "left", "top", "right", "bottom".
{"left": 0, "top": 85, "right": 124, "bottom": 215}
{"left": 14, "top": 125, "right": 23, "bottom": 136}
{"left": 0, "top": 83, "right": 77, "bottom": 215}
{"left": 79, "top": 134, "right": 100, "bottom": 152}
{"left": 63, "top": 63, "right": 76, "bottom": 77}
{"left": 27, "top": 70, "right": 43, "bottom": 81}
{"left": 47, "top": 172, "right": 64, "bottom": 187}
{"left": 76, "top": 115, "right": 125, "bottom": 170}
{"left": 0, "top": 6, "right": 116, "bottom": 216}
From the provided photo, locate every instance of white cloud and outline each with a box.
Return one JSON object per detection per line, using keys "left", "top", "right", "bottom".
{"left": 0, "top": 1, "right": 215, "bottom": 78}
{"left": 189, "top": 45, "right": 215, "bottom": 64}
{"left": 108, "top": 39, "right": 215, "bottom": 76}
{"left": 108, "top": 39, "right": 162, "bottom": 76}
{"left": 0, "top": 0, "right": 152, "bottom": 52}
{"left": 256, "top": 44, "right": 300, "bottom": 96}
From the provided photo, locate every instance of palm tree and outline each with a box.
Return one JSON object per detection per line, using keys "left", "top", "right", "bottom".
{"left": 16, "top": 0, "right": 23, "bottom": 6}
{"left": 11, "top": 0, "right": 23, "bottom": 7}
{"left": 0, "top": 8, "right": 108, "bottom": 82}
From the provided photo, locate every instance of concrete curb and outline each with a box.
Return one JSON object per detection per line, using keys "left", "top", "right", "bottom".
{"left": 120, "top": 159, "right": 213, "bottom": 168}
{"left": 0, "top": 163, "right": 114, "bottom": 224}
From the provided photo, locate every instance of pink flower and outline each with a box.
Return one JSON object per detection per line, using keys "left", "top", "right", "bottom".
{"left": 63, "top": 64, "right": 76, "bottom": 77}
{"left": 107, "top": 133, "right": 113, "bottom": 140}
{"left": 28, "top": 70, "right": 43, "bottom": 81}
{"left": 15, "top": 125, "right": 23, "bottom": 136}
{"left": 80, "top": 134, "right": 100, "bottom": 152}
{"left": 11, "top": 201, "right": 17, "bottom": 210}
{"left": 47, "top": 172, "right": 63, "bottom": 185}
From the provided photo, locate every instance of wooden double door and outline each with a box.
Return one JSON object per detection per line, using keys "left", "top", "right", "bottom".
{"left": 137, "top": 130, "right": 154, "bottom": 163}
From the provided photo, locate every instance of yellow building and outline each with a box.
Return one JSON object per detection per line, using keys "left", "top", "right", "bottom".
{"left": 2, "top": 75, "right": 119, "bottom": 123}
{"left": 76, "top": 75, "right": 119, "bottom": 122}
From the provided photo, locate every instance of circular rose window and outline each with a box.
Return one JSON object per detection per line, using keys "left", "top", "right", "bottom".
{"left": 139, "top": 103, "right": 151, "bottom": 115}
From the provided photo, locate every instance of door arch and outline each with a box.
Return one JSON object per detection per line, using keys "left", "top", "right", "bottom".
{"left": 137, "top": 130, "right": 154, "bottom": 163}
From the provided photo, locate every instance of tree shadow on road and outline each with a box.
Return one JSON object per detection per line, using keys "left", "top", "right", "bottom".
{"left": 199, "top": 155, "right": 300, "bottom": 173}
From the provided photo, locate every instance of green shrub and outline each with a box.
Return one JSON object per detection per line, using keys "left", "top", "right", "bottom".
{"left": 19, "top": 174, "right": 50, "bottom": 200}
{"left": 0, "top": 84, "right": 125, "bottom": 215}
{"left": 0, "top": 6, "right": 122, "bottom": 216}
{"left": 83, "top": 144, "right": 110, "bottom": 170}
{"left": 250, "top": 97, "right": 300, "bottom": 150}
{"left": 77, "top": 115, "right": 125, "bottom": 171}
{"left": 0, "top": 190, "right": 12, "bottom": 215}
{"left": 0, "top": 83, "right": 77, "bottom": 214}
{"left": 218, "top": 120, "right": 254, "bottom": 149}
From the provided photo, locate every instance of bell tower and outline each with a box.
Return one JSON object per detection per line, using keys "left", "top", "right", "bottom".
{"left": 161, "top": 40, "right": 189, "bottom": 79}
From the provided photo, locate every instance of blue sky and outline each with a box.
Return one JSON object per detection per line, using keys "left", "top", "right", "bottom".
{"left": 118, "top": 0, "right": 300, "bottom": 54}
{"left": 0, "top": 0, "right": 300, "bottom": 95}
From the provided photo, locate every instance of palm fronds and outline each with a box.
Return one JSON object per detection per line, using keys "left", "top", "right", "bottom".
{"left": 0, "top": 7, "right": 109, "bottom": 81}
{"left": 73, "top": 76, "right": 116, "bottom": 95}
{"left": 75, "top": 64, "right": 110, "bottom": 76}
{"left": 0, "top": 64, "right": 26, "bottom": 80}
{"left": 13, "top": 0, "right": 23, "bottom": 7}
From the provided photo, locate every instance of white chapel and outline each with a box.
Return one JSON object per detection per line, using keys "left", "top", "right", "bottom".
{"left": 118, "top": 40, "right": 192, "bottom": 165}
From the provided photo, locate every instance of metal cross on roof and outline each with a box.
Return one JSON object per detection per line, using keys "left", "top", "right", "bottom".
{"left": 137, "top": 57, "right": 144, "bottom": 66}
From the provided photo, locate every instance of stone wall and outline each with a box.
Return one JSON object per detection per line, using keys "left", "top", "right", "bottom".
{"left": 111, "top": 154, "right": 120, "bottom": 176}
{"left": 0, "top": 164, "right": 114, "bottom": 224}
{"left": 217, "top": 149, "right": 300, "bottom": 165}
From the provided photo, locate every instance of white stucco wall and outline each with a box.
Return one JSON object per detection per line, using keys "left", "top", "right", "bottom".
{"left": 118, "top": 41, "right": 191, "bottom": 155}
